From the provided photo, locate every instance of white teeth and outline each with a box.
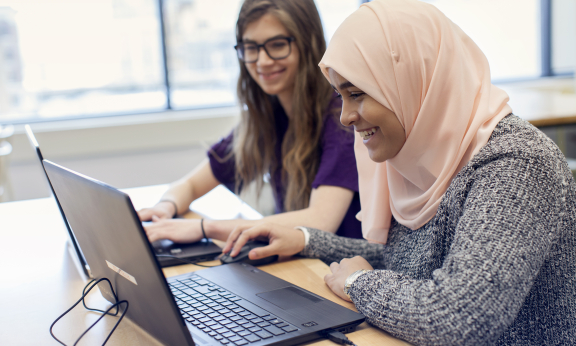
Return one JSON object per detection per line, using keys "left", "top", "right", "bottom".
{"left": 360, "top": 128, "right": 377, "bottom": 140}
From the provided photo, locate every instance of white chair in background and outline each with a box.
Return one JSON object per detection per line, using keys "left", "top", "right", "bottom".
{"left": 0, "top": 125, "right": 14, "bottom": 203}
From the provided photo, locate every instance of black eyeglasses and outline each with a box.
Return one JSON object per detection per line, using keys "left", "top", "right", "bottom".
{"left": 235, "top": 36, "right": 295, "bottom": 63}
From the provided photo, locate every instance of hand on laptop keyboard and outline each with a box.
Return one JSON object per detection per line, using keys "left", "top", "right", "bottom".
{"left": 143, "top": 217, "right": 204, "bottom": 243}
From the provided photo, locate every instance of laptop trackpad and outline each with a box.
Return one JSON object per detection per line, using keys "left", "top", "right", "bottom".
{"left": 257, "top": 286, "right": 322, "bottom": 310}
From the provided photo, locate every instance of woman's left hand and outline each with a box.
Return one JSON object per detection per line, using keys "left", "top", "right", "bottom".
{"left": 324, "top": 256, "right": 374, "bottom": 302}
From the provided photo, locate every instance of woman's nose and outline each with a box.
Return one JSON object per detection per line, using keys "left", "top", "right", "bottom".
{"left": 256, "top": 48, "right": 273, "bottom": 66}
{"left": 340, "top": 104, "right": 359, "bottom": 127}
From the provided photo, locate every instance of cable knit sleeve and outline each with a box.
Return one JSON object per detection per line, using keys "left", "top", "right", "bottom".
{"left": 300, "top": 227, "right": 386, "bottom": 267}
{"left": 346, "top": 154, "right": 565, "bottom": 345}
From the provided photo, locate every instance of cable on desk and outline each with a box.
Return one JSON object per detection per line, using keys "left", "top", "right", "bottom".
{"left": 50, "top": 277, "right": 129, "bottom": 346}
{"left": 82, "top": 278, "right": 120, "bottom": 315}
{"left": 156, "top": 254, "right": 220, "bottom": 267}
{"left": 321, "top": 329, "right": 358, "bottom": 346}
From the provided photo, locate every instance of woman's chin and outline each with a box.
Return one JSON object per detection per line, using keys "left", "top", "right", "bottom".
{"left": 367, "top": 150, "right": 387, "bottom": 163}
{"left": 257, "top": 81, "right": 285, "bottom": 96}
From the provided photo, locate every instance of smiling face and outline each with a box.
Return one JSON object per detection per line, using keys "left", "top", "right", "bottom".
{"left": 328, "top": 68, "right": 406, "bottom": 162}
{"left": 242, "top": 13, "right": 299, "bottom": 102}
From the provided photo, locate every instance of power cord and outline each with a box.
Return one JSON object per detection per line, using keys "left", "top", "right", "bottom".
{"left": 156, "top": 254, "right": 220, "bottom": 267}
{"left": 81, "top": 278, "right": 121, "bottom": 315}
{"left": 322, "top": 329, "right": 358, "bottom": 346}
{"left": 50, "top": 278, "right": 128, "bottom": 346}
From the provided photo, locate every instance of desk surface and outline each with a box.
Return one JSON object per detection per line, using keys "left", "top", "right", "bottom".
{"left": 0, "top": 186, "right": 409, "bottom": 346}
{"left": 502, "top": 78, "right": 576, "bottom": 127}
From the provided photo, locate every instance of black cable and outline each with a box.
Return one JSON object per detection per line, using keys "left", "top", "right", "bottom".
{"left": 50, "top": 278, "right": 129, "bottom": 346}
{"left": 82, "top": 279, "right": 120, "bottom": 315}
{"left": 72, "top": 300, "right": 128, "bottom": 346}
{"left": 156, "top": 254, "right": 220, "bottom": 267}
{"left": 200, "top": 218, "right": 208, "bottom": 241}
{"left": 322, "top": 329, "right": 358, "bottom": 346}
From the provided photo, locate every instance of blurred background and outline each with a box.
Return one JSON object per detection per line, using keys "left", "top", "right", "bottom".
{"left": 0, "top": 0, "right": 574, "bottom": 214}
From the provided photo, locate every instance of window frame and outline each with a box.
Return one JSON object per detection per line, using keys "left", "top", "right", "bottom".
{"left": 2, "top": 0, "right": 570, "bottom": 125}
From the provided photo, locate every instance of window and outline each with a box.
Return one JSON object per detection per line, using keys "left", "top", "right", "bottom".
{"left": 163, "top": 0, "right": 242, "bottom": 110}
{"left": 0, "top": 0, "right": 167, "bottom": 122}
{"left": 552, "top": 0, "right": 576, "bottom": 75}
{"left": 0, "top": 0, "right": 363, "bottom": 123}
{"left": 423, "top": 0, "right": 575, "bottom": 81}
{"left": 316, "top": 0, "right": 361, "bottom": 41}
{"left": 163, "top": 0, "right": 360, "bottom": 110}
{"left": 1, "top": 0, "right": 572, "bottom": 123}
{"left": 422, "top": 0, "right": 541, "bottom": 81}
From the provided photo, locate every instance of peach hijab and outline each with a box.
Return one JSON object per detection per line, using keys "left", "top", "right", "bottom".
{"left": 319, "top": 0, "right": 512, "bottom": 244}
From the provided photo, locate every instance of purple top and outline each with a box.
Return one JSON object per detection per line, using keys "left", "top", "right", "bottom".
{"left": 208, "top": 96, "right": 362, "bottom": 239}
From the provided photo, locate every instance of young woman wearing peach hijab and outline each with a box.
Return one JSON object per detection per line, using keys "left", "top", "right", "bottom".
{"left": 223, "top": 0, "right": 576, "bottom": 344}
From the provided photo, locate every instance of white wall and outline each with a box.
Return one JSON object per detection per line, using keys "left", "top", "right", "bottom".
{"left": 6, "top": 107, "right": 239, "bottom": 201}
{"left": 5, "top": 106, "right": 276, "bottom": 216}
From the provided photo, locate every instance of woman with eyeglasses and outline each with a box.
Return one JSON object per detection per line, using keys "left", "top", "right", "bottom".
{"left": 139, "top": 0, "right": 362, "bottom": 244}
{"left": 222, "top": 0, "right": 576, "bottom": 344}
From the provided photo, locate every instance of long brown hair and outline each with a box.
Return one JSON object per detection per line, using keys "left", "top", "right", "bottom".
{"left": 233, "top": 0, "right": 334, "bottom": 211}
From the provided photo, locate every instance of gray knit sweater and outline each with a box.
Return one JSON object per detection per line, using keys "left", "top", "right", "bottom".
{"left": 300, "top": 115, "right": 576, "bottom": 345}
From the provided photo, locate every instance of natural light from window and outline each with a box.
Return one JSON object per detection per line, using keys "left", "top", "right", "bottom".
{"left": 0, "top": 0, "right": 572, "bottom": 124}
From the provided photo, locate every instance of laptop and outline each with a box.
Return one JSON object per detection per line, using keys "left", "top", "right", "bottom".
{"left": 24, "top": 125, "right": 91, "bottom": 277}
{"left": 24, "top": 125, "right": 222, "bottom": 269}
{"left": 43, "top": 159, "right": 365, "bottom": 346}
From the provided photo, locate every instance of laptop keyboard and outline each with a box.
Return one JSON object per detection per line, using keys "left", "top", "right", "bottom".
{"left": 169, "top": 275, "right": 300, "bottom": 345}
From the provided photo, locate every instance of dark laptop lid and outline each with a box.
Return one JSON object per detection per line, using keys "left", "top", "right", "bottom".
{"left": 25, "top": 125, "right": 220, "bottom": 270}
{"left": 24, "top": 125, "right": 90, "bottom": 278}
{"left": 44, "top": 160, "right": 194, "bottom": 346}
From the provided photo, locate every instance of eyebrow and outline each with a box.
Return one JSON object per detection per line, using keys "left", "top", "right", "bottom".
{"left": 241, "top": 34, "right": 287, "bottom": 44}
{"left": 339, "top": 81, "right": 355, "bottom": 89}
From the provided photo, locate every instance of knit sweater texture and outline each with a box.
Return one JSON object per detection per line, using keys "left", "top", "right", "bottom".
{"left": 300, "top": 115, "right": 576, "bottom": 345}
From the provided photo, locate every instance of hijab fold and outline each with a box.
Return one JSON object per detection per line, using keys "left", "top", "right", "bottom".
{"left": 319, "top": 0, "right": 512, "bottom": 244}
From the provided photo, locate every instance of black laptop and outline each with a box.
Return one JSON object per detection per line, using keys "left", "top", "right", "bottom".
{"left": 24, "top": 125, "right": 91, "bottom": 277}
{"left": 43, "top": 159, "right": 365, "bottom": 346}
{"left": 24, "top": 125, "right": 222, "bottom": 269}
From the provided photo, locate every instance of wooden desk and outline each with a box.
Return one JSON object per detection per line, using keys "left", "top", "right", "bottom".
{"left": 0, "top": 186, "right": 409, "bottom": 346}
{"left": 500, "top": 78, "right": 576, "bottom": 127}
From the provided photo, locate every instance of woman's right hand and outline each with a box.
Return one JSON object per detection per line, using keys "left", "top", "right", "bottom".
{"left": 138, "top": 201, "right": 176, "bottom": 221}
{"left": 143, "top": 216, "right": 202, "bottom": 243}
{"left": 222, "top": 222, "right": 306, "bottom": 260}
